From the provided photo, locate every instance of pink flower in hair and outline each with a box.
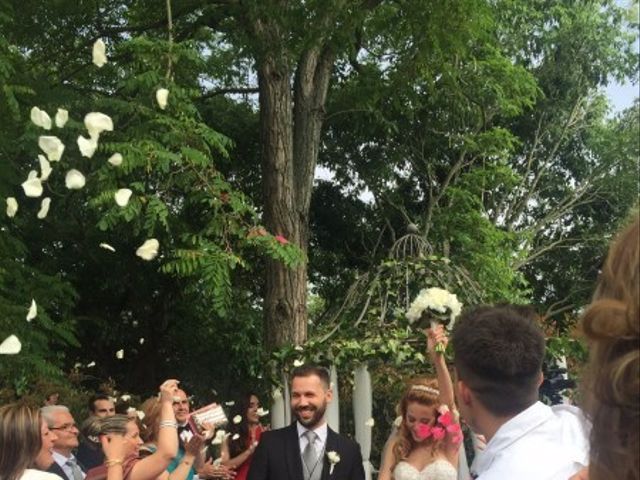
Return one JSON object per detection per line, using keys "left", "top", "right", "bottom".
{"left": 415, "top": 423, "right": 432, "bottom": 440}
{"left": 274, "top": 235, "right": 289, "bottom": 245}
{"left": 438, "top": 411, "right": 453, "bottom": 427}
{"left": 431, "top": 426, "right": 446, "bottom": 440}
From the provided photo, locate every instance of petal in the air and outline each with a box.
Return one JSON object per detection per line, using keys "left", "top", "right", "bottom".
{"left": 39, "top": 155, "right": 52, "bottom": 181}
{"left": 92, "top": 39, "right": 107, "bottom": 67}
{"left": 0, "top": 335, "right": 21, "bottom": 355}
{"left": 116, "top": 349, "right": 124, "bottom": 359}
{"left": 26, "top": 299, "right": 37, "bottom": 322}
{"left": 114, "top": 188, "right": 132, "bottom": 207}
{"left": 156, "top": 88, "right": 169, "bottom": 109}
{"left": 99, "top": 243, "right": 116, "bottom": 252}
{"left": 65, "top": 169, "right": 86, "bottom": 190}
{"left": 136, "top": 238, "right": 159, "bottom": 261}
{"left": 84, "top": 112, "right": 113, "bottom": 138}
{"left": 37, "top": 197, "right": 51, "bottom": 219}
{"left": 55, "top": 108, "right": 69, "bottom": 128}
{"left": 38, "top": 136, "right": 65, "bottom": 162}
{"left": 108, "top": 153, "right": 123, "bottom": 166}
{"left": 30, "top": 107, "right": 52, "bottom": 130}
{"left": 6, "top": 197, "right": 18, "bottom": 217}
{"left": 77, "top": 135, "right": 98, "bottom": 158}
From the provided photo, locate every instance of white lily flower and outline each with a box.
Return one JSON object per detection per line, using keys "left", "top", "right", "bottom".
{"left": 92, "top": 39, "right": 107, "bottom": 67}
{"left": 38, "top": 136, "right": 65, "bottom": 162}
{"left": 108, "top": 153, "right": 123, "bottom": 166}
{"left": 116, "top": 349, "right": 124, "bottom": 359}
{"left": 84, "top": 112, "right": 113, "bottom": 138}
{"left": 26, "top": 299, "right": 37, "bottom": 322}
{"left": 136, "top": 238, "right": 159, "bottom": 261}
{"left": 65, "top": 169, "right": 86, "bottom": 190}
{"left": 37, "top": 198, "right": 51, "bottom": 219}
{"left": 0, "top": 335, "right": 21, "bottom": 355}
{"left": 6, "top": 197, "right": 18, "bottom": 217}
{"left": 114, "top": 188, "right": 132, "bottom": 207}
{"left": 233, "top": 415, "right": 242, "bottom": 424}
{"left": 99, "top": 243, "right": 116, "bottom": 252}
{"left": 77, "top": 135, "right": 98, "bottom": 158}
{"left": 156, "top": 88, "right": 169, "bottom": 109}
{"left": 30, "top": 107, "right": 52, "bottom": 130}
{"left": 38, "top": 155, "right": 52, "bottom": 181}
{"left": 86, "top": 361, "right": 96, "bottom": 367}
{"left": 55, "top": 108, "right": 69, "bottom": 128}
{"left": 364, "top": 418, "right": 375, "bottom": 427}
{"left": 21, "top": 175, "right": 43, "bottom": 198}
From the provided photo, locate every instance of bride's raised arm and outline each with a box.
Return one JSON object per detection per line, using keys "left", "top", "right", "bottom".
{"left": 425, "top": 325, "right": 455, "bottom": 413}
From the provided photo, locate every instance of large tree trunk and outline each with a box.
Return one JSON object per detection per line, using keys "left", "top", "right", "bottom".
{"left": 258, "top": 42, "right": 334, "bottom": 349}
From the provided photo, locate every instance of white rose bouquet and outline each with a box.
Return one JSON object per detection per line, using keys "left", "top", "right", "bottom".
{"left": 406, "top": 287, "right": 462, "bottom": 352}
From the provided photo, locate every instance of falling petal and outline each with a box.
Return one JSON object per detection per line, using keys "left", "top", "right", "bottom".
{"left": 136, "top": 238, "right": 159, "bottom": 261}
{"left": 257, "top": 407, "right": 269, "bottom": 417}
{"left": 121, "top": 394, "right": 131, "bottom": 402}
{"left": 108, "top": 153, "right": 123, "bottom": 166}
{"left": 293, "top": 359, "right": 304, "bottom": 367}
{"left": 65, "top": 169, "right": 86, "bottom": 190}
{"left": 365, "top": 418, "right": 375, "bottom": 427}
{"left": 6, "top": 197, "right": 18, "bottom": 217}
{"left": 0, "top": 335, "right": 21, "bottom": 355}
{"left": 232, "top": 433, "right": 240, "bottom": 440}
{"left": 77, "top": 135, "right": 98, "bottom": 158}
{"left": 99, "top": 243, "right": 116, "bottom": 252}
{"left": 84, "top": 112, "right": 113, "bottom": 138}
{"left": 26, "top": 299, "right": 37, "bottom": 322}
{"left": 38, "top": 155, "right": 52, "bottom": 182}
{"left": 225, "top": 401, "right": 235, "bottom": 406}
{"left": 21, "top": 176, "right": 43, "bottom": 198}
{"left": 38, "top": 136, "right": 65, "bottom": 162}
{"left": 136, "top": 410, "right": 145, "bottom": 420}
{"left": 86, "top": 361, "right": 96, "bottom": 367}
{"left": 30, "top": 107, "right": 52, "bottom": 130}
{"left": 37, "top": 197, "right": 51, "bottom": 219}
{"left": 92, "top": 39, "right": 107, "bottom": 67}
{"left": 233, "top": 415, "right": 242, "bottom": 424}
{"left": 114, "top": 188, "right": 132, "bottom": 207}
{"left": 55, "top": 108, "right": 69, "bottom": 128}
{"left": 116, "top": 349, "right": 124, "bottom": 359}
{"left": 139, "top": 338, "right": 145, "bottom": 345}
{"left": 156, "top": 88, "right": 169, "bottom": 109}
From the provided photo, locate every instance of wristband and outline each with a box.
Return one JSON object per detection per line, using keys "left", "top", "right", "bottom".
{"left": 105, "top": 459, "right": 124, "bottom": 467}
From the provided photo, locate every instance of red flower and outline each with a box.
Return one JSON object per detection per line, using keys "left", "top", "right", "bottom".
{"left": 415, "top": 424, "right": 432, "bottom": 440}
{"left": 438, "top": 411, "right": 453, "bottom": 427}
{"left": 274, "top": 235, "right": 289, "bottom": 245}
{"left": 431, "top": 426, "right": 446, "bottom": 440}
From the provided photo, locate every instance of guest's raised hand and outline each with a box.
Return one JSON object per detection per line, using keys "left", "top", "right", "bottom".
{"left": 159, "top": 378, "right": 180, "bottom": 403}
{"left": 185, "top": 433, "right": 206, "bottom": 455}
{"left": 100, "top": 433, "right": 128, "bottom": 462}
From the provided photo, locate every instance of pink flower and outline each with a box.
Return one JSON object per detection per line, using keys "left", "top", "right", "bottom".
{"left": 437, "top": 411, "right": 453, "bottom": 427}
{"left": 274, "top": 235, "right": 289, "bottom": 245}
{"left": 415, "top": 424, "right": 432, "bottom": 440}
{"left": 431, "top": 426, "right": 446, "bottom": 440}
{"left": 451, "top": 432, "right": 463, "bottom": 445}
{"left": 437, "top": 405, "right": 450, "bottom": 415}
{"left": 446, "top": 423, "right": 461, "bottom": 435}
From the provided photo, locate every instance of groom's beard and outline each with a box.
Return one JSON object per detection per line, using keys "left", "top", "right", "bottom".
{"left": 294, "top": 401, "right": 328, "bottom": 429}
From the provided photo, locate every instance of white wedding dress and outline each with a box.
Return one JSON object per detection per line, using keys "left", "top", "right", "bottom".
{"left": 393, "top": 459, "right": 457, "bottom": 480}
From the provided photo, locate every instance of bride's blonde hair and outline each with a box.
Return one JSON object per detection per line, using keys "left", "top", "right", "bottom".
{"left": 392, "top": 377, "right": 444, "bottom": 468}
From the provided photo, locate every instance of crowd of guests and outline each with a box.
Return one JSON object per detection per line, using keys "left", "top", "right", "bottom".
{"left": 0, "top": 218, "right": 637, "bottom": 480}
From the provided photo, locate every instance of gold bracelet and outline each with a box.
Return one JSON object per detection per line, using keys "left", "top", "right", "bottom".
{"left": 105, "top": 459, "right": 124, "bottom": 467}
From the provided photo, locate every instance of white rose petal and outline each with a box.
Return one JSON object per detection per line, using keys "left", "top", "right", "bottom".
{"left": 121, "top": 394, "right": 131, "bottom": 402}
{"left": 6, "top": 197, "right": 18, "bottom": 218}
{"left": 55, "top": 108, "right": 69, "bottom": 128}
{"left": 139, "top": 337, "right": 145, "bottom": 345}
{"left": 0, "top": 335, "right": 21, "bottom": 355}
{"left": 364, "top": 418, "right": 375, "bottom": 427}
{"left": 84, "top": 112, "right": 113, "bottom": 138}
{"left": 233, "top": 415, "right": 242, "bottom": 424}
{"left": 294, "top": 345, "right": 303, "bottom": 351}
{"left": 156, "top": 88, "right": 169, "bottom": 109}
{"left": 293, "top": 359, "right": 304, "bottom": 367}
{"left": 232, "top": 433, "right": 240, "bottom": 440}
{"left": 136, "top": 238, "right": 159, "bottom": 261}
{"left": 86, "top": 361, "right": 96, "bottom": 368}
{"left": 74, "top": 362, "right": 82, "bottom": 369}
{"left": 114, "top": 188, "right": 132, "bottom": 207}
{"left": 38, "top": 155, "right": 52, "bottom": 182}
{"left": 77, "top": 135, "right": 98, "bottom": 158}
{"left": 99, "top": 243, "right": 116, "bottom": 252}
{"left": 136, "top": 410, "right": 145, "bottom": 421}
{"left": 108, "top": 153, "right": 123, "bottom": 166}
{"left": 393, "top": 416, "right": 403, "bottom": 427}
{"left": 37, "top": 197, "right": 51, "bottom": 219}
{"left": 225, "top": 401, "right": 235, "bottom": 406}
{"left": 257, "top": 407, "right": 269, "bottom": 417}
{"left": 38, "top": 136, "right": 65, "bottom": 162}
{"left": 26, "top": 299, "right": 37, "bottom": 322}
{"left": 116, "top": 349, "right": 124, "bottom": 359}
{"left": 65, "top": 169, "right": 86, "bottom": 190}
{"left": 92, "top": 39, "right": 107, "bottom": 67}
{"left": 27, "top": 170, "right": 38, "bottom": 180}
{"left": 21, "top": 176, "right": 43, "bottom": 198}
{"left": 30, "top": 107, "right": 52, "bottom": 130}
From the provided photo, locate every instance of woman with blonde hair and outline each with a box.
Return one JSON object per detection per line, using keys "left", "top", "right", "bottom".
{"left": 378, "top": 326, "right": 462, "bottom": 480}
{"left": 572, "top": 218, "right": 639, "bottom": 480}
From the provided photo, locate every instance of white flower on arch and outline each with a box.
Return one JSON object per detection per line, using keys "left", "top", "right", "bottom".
{"left": 37, "top": 197, "right": 51, "bottom": 219}
{"left": 136, "top": 239, "right": 159, "bottom": 261}
{"left": 6, "top": 197, "right": 18, "bottom": 218}
{"left": 38, "top": 136, "right": 65, "bottom": 162}
{"left": 84, "top": 112, "right": 113, "bottom": 138}
{"left": 26, "top": 299, "right": 37, "bottom": 322}
{"left": 108, "top": 153, "right": 123, "bottom": 166}
{"left": 77, "top": 135, "right": 98, "bottom": 158}
{"left": 21, "top": 175, "right": 43, "bottom": 198}
{"left": 65, "top": 169, "right": 86, "bottom": 190}
{"left": 38, "top": 155, "right": 52, "bottom": 182}
{"left": 92, "top": 39, "right": 107, "bottom": 67}
{"left": 114, "top": 188, "right": 132, "bottom": 207}
{"left": 156, "top": 88, "right": 169, "bottom": 109}
{"left": 30, "top": 107, "right": 52, "bottom": 130}
{"left": 0, "top": 335, "right": 21, "bottom": 355}
{"left": 55, "top": 108, "right": 69, "bottom": 128}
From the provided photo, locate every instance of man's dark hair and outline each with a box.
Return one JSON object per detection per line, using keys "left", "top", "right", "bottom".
{"left": 291, "top": 365, "right": 331, "bottom": 389}
{"left": 88, "top": 393, "right": 112, "bottom": 413}
{"left": 452, "top": 304, "right": 545, "bottom": 417}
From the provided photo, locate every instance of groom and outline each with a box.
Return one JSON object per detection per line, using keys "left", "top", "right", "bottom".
{"left": 248, "top": 365, "right": 365, "bottom": 480}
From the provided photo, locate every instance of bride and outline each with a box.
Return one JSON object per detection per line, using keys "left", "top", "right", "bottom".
{"left": 378, "top": 326, "right": 462, "bottom": 480}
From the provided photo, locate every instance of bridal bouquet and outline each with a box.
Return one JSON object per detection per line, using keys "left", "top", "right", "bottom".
{"left": 406, "top": 287, "right": 462, "bottom": 353}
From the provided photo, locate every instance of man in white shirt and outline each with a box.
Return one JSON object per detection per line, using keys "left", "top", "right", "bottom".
{"left": 40, "top": 405, "right": 86, "bottom": 480}
{"left": 451, "top": 305, "right": 589, "bottom": 480}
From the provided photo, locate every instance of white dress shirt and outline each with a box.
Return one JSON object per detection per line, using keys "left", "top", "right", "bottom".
{"left": 52, "top": 450, "right": 86, "bottom": 480}
{"left": 20, "top": 470, "right": 62, "bottom": 480}
{"left": 471, "top": 401, "right": 590, "bottom": 480}
{"left": 297, "top": 421, "right": 328, "bottom": 457}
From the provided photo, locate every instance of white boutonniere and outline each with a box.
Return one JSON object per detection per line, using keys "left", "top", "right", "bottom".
{"left": 326, "top": 451, "right": 341, "bottom": 475}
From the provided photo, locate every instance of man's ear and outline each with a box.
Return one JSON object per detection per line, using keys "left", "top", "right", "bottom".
{"left": 325, "top": 386, "right": 333, "bottom": 403}
{"left": 537, "top": 371, "right": 544, "bottom": 388}
{"left": 457, "top": 380, "right": 472, "bottom": 406}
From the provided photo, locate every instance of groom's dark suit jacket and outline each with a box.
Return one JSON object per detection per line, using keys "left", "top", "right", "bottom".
{"left": 247, "top": 423, "right": 365, "bottom": 480}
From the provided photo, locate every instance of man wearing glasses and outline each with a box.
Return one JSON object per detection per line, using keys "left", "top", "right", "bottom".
{"left": 41, "top": 405, "right": 86, "bottom": 480}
